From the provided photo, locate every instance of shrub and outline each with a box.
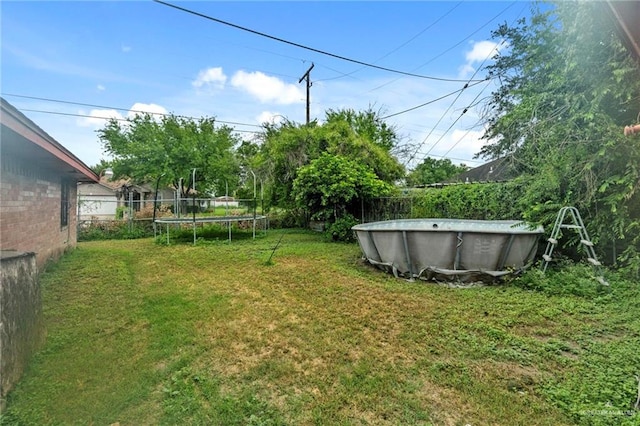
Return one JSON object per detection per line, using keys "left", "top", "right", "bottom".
{"left": 411, "top": 182, "right": 524, "bottom": 221}
{"left": 511, "top": 264, "right": 611, "bottom": 298}
{"left": 78, "top": 220, "right": 152, "bottom": 241}
{"left": 135, "top": 204, "right": 172, "bottom": 219}
{"left": 326, "top": 214, "right": 359, "bottom": 242}
{"left": 115, "top": 206, "right": 126, "bottom": 220}
{"left": 268, "top": 209, "right": 306, "bottom": 229}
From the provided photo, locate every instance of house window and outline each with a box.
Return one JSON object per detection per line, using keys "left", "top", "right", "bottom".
{"left": 60, "top": 180, "right": 70, "bottom": 227}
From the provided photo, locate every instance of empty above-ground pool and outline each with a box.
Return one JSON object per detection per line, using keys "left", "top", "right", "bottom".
{"left": 352, "top": 219, "right": 544, "bottom": 282}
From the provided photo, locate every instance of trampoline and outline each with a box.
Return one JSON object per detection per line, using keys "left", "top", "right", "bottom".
{"left": 151, "top": 169, "right": 268, "bottom": 244}
{"left": 154, "top": 214, "right": 268, "bottom": 244}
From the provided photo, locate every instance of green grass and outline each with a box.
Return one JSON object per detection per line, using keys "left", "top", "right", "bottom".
{"left": 2, "top": 230, "right": 639, "bottom": 425}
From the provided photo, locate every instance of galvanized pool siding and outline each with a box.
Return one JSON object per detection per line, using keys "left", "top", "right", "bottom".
{"left": 352, "top": 219, "right": 543, "bottom": 281}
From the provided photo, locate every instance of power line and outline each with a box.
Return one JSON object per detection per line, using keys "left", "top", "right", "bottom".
{"left": 409, "top": 151, "right": 482, "bottom": 165}
{"left": 315, "top": 1, "right": 464, "bottom": 83}
{"left": 16, "top": 109, "right": 262, "bottom": 134}
{"left": 425, "top": 6, "right": 525, "bottom": 162}
{"left": 1, "top": 93, "right": 263, "bottom": 129}
{"left": 420, "top": 66, "right": 498, "bottom": 160}
{"left": 377, "top": 2, "right": 465, "bottom": 63}
{"left": 368, "top": 1, "right": 518, "bottom": 94}
{"left": 439, "top": 112, "right": 490, "bottom": 160}
{"left": 421, "top": 3, "right": 528, "bottom": 161}
{"left": 404, "top": 86, "right": 469, "bottom": 166}
{"left": 381, "top": 79, "right": 487, "bottom": 119}
{"left": 411, "top": 33, "right": 510, "bottom": 165}
{"left": 153, "top": 0, "right": 484, "bottom": 83}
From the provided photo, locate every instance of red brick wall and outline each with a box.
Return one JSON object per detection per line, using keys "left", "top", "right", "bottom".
{"left": 0, "top": 158, "right": 78, "bottom": 271}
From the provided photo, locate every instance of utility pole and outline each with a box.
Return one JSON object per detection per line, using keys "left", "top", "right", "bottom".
{"left": 298, "top": 63, "right": 314, "bottom": 124}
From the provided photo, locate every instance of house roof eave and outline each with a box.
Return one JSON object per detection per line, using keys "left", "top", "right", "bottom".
{"left": 1, "top": 97, "right": 99, "bottom": 183}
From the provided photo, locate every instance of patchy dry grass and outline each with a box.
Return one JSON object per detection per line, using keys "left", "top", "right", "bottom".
{"left": 1, "top": 230, "right": 638, "bottom": 425}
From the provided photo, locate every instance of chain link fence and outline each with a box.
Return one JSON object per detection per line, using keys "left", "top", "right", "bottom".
{"left": 77, "top": 195, "right": 265, "bottom": 239}
{"left": 356, "top": 197, "right": 414, "bottom": 223}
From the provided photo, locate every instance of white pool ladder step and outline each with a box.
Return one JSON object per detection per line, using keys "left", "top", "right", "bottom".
{"left": 541, "top": 206, "right": 608, "bottom": 285}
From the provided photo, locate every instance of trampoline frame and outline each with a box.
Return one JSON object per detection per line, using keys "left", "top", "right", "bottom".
{"left": 154, "top": 214, "right": 268, "bottom": 244}
{"left": 152, "top": 169, "right": 267, "bottom": 245}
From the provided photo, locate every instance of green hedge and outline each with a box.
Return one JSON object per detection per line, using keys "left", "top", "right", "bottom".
{"left": 411, "top": 182, "right": 525, "bottom": 221}
{"left": 78, "top": 220, "right": 153, "bottom": 241}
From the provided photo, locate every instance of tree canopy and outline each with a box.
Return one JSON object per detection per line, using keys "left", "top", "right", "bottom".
{"left": 480, "top": 2, "right": 640, "bottom": 273}
{"left": 324, "top": 108, "right": 399, "bottom": 152}
{"left": 255, "top": 108, "right": 404, "bottom": 209}
{"left": 406, "top": 157, "right": 468, "bottom": 187}
{"left": 293, "top": 153, "right": 393, "bottom": 222}
{"left": 98, "top": 114, "right": 240, "bottom": 197}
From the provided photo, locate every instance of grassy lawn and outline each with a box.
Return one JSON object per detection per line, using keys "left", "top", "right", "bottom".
{"left": 2, "top": 230, "right": 639, "bottom": 425}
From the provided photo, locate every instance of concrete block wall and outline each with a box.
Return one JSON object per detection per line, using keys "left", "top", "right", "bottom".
{"left": 0, "top": 251, "right": 43, "bottom": 408}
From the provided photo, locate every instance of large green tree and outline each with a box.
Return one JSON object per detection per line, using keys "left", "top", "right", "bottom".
{"left": 406, "top": 157, "right": 468, "bottom": 187}
{"left": 480, "top": 2, "right": 640, "bottom": 273}
{"left": 293, "top": 153, "right": 393, "bottom": 222}
{"left": 255, "top": 119, "right": 324, "bottom": 205}
{"left": 324, "top": 107, "right": 399, "bottom": 151}
{"left": 98, "top": 114, "right": 240, "bottom": 197}
{"left": 256, "top": 109, "right": 404, "bottom": 208}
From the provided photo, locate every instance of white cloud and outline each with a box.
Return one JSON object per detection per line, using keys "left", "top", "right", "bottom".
{"left": 192, "top": 67, "right": 227, "bottom": 89}
{"left": 458, "top": 40, "right": 504, "bottom": 78}
{"left": 121, "top": 45, "right": 132, "bottom": 53}
{"left": 256, "top": 111, "right": 285, "bottom": 125}
{"left": 77, "top": 103, "right": 168, "bottom": 128}
{"left": 77, "top": 108, "right": 124, "bottom": 127}
{"left": 127, "top": 103, "right": 168, "bottom": 118}
{"left": 97, "top": 84, "right": 106, "bottom": 91}
{"left": 231, "top": 70, "right": 303, "bottom": 105}
{"left": 465, "top": 40, "right": 501, "bottom": 63}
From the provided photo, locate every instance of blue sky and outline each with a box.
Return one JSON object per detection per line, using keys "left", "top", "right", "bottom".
{"left": 1, "top": 1, "right": 532, "bottom": 169}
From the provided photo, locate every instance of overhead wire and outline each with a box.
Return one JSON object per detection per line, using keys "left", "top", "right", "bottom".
{"left": 153, "top": 0, "right": 484, "bottom": 83}
{"left": 408, "top": 151, "right": 483, "bottom": 165}
{"left": 380, "top": 79, "right": 487, "bottom": 119}
{"left": 420, "top": 49, "right": 502, "bottom": 161}
{"left": 439, "top": 107, "right": 491, "bottom": 159}
{"left": 15, "top": 108, "right": 262, "bottom": 134}
{"left": 403, "top": 84, "right": 470, "bottom": 166}
{"left": 372, "top": 1, "right": 520, "bottom": 168}
{"left": 410, "top": 2, "right": 528, "bottom": 166}
{"left": 315, "top": 1, "right": 464, "bottom": 83}
{"left": 367, "top": 1, "right": 517, "bottom": 94}
{"left": 2, "top": 93, "right": 263, "bottom": 129}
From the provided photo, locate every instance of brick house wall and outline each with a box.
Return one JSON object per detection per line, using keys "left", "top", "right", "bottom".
{"left": 0, "top": 97, "right": 97, "bottom": 270}
{"left": 0, "top": 97, "right": 97, "bottom": 402}
{"left": 0, "top": 156, "right": 78, "bottom": 269}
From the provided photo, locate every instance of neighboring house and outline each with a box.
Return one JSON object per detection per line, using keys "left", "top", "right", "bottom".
{"left": 444, "top": 157, "right": 516, "bottom": 184}
{"left": 0, "top": 97, "right": 98, "bottom": 269}
{"left": 419, "top": 157, "right": 516, "bottom": 188}
{"left": 77, "top": 180, "right": 119, "bottom": 220}
{"left": 77, "top": 177, "right": 174, "bottom": 220}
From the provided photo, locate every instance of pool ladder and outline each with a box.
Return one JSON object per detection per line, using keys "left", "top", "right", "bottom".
{"left": 541, "top": 207, "right": 608, "bottom": 285}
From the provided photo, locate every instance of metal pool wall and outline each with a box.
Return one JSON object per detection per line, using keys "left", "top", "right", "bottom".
{"left": 352, "top": 219, "right": 544, "bottom": 282}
